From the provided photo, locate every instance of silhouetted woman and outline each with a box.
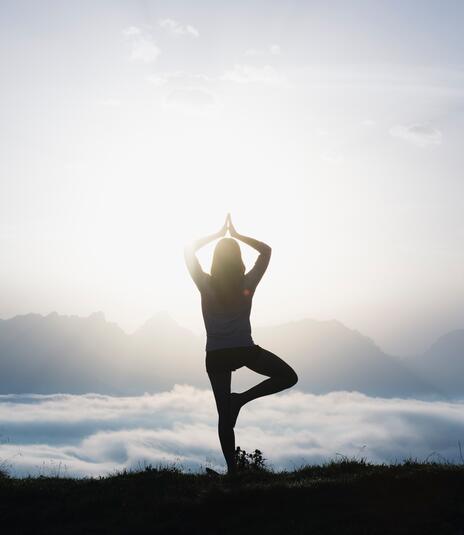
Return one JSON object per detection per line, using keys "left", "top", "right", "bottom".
{"left": 184, "top": 213, "right": 298, "bottom": 474}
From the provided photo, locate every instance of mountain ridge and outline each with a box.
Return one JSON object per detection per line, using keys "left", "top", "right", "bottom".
{"left": 0, "top": 312, "right": 461, "bottom": 399}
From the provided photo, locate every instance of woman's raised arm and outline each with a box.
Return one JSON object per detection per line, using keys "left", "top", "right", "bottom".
{"left": 184, "top": 215, "right": 228, "bottom": 290}
{"left": 228, "top": 214, "right": 271, "bottom": 254}
{"left": 228, "top": 214, "right": 271, "bottom": 289}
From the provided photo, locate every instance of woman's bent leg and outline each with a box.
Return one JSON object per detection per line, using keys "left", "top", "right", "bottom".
{"left": 207, "top": 370, "right": 236, "bottom": 474}
{"left": 240, "top": 347, "right": 298, "bottom": 406}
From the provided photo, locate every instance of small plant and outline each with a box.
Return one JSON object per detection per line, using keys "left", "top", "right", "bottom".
{"left": 235, "top": 446, "right": 267, "bottom": 471}
{"left": 0, "top": 456, "right": 12, "bottom": 479}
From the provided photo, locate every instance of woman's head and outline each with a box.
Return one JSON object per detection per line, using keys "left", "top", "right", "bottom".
{"left": 210, "top": 238, "right": 246, "bottom": 306}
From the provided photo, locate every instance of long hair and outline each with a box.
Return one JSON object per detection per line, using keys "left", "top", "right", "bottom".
{"left": 210, "top": 238, "right": 246, "bottom": 307}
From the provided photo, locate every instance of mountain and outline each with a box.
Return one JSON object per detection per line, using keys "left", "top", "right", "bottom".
{"left": 131, "top": 310, "right": 205, "bottom": 391}
{"left": 0, "top": 312, "right": 130, "bottom": 394}
{"left": 253, "top": 319, "right": 445, "bottom": 399}
{"left": 399, "top": 330, "right": 464, "bottom": 399}
{"left": 0, "top": 311, "right": 205, "bottom": 395}
{"left": 0, "top": 312, "right": 461, "bottom": 398}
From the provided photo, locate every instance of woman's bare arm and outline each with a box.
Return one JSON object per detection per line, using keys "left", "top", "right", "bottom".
{"left": 231, "top": 232, "right": 271, "bottom": 254}
{"left": 185, "top": 230, "right": 222, "bottom": 253}
{"left": 184, "top": 215, "right": 228, "bottom": 290}
{"left": 228, "top": 214, "right": 271, "bottom": 254}
{"left": 228, "top": 214, "right": 271, "bottom": 288}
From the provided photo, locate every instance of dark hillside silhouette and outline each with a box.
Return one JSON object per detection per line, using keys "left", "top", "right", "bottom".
{"left": 1, "top": 457, "right": 463, "bottom": 534}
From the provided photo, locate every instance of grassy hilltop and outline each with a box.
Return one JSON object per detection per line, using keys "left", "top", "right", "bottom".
{"left": 1, "top": 454, "right": 463, "bottom": 534}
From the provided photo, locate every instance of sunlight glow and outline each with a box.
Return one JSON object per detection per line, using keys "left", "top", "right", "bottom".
{"left": 1, "top": 1, "right": 463, "bottom": 354}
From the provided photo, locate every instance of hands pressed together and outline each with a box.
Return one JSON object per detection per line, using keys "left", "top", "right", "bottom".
{"left": 186, "top": 212, "right": 270, "bottom": 275}
{"left": 218, "top": 213, "right": 239, "bottom": 238}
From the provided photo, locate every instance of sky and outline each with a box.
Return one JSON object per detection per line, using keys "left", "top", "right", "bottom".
{"left": 1, "top": 0, "right": 464, "bottom": 355}
{"left": 1, "top": 386, "right": 464, "bottom": 477}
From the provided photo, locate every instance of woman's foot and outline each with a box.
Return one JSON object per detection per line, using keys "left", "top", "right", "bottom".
{"left": 230, "top": 392, "right": 243, "bottom": 428}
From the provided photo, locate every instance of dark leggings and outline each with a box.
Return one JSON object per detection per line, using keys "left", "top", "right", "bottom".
{"left": 206, "top": 345, "right": 298, "bottom": 473}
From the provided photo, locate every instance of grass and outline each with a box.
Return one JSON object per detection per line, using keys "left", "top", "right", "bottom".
{"left": 0, "top": 455, "right": 463, "bottom": 534}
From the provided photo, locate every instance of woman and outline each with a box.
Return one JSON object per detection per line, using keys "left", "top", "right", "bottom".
{"left": 184, "top": 213, "right": 298, "bottom": 474}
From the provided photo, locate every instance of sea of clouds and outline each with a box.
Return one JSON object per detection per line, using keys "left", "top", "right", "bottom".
{"left": 1, "top": 386, "right": 463, "bottom": 478}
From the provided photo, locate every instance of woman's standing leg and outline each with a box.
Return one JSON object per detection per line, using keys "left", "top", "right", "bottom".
{"left": 207, "top": 370, "right": 236, "bottom": 473}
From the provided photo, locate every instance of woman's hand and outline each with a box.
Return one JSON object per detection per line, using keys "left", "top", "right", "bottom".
{"left": 227, "top": 213, "right": 239, "bottom": 238}
{"left": 225, "top": 214, "right": 271, "bottom": 254}
{"left": 218, "top": 213, "right": 229, "bottom": 238}
{"left": 186, "top": 214, "right": 232, "bottom": 253}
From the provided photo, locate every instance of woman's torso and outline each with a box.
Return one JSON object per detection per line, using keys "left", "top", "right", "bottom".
{"left": 200, "top": 276, "right": 255, "bottom": 351}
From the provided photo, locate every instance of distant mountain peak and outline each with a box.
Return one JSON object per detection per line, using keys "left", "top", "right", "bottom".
{"left": 87, "top": 311, "right": 106, "bottom": 322}
{"left": 426, "top": 329, "right": 464, "bottom": 355}
{"left": 134, "top": 310, "right": 184, "bottom": 338}
{"left": 146, "top": 310, "right": 176, "bottom": 325}
{"left": 255, "top": 316, "right": 381, "bottom": 354}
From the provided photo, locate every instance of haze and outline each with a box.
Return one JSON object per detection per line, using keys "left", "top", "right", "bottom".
{"left": 1, "top": 0, "right": 463, "bottom": 355}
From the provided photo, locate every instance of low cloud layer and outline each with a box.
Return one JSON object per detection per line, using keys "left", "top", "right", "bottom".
{"left": 1, "top": 387, "right": 463, "bottom": 478}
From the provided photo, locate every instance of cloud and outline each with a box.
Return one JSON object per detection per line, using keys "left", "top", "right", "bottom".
{"left": 164, "top": 88, "right": 218, "bottom": 114}
{"left": 129, "top": 37, "right": 160, "bottom": 63}
{"left": 146, "top": 74, "right": 170, "bottom": 87}
{"left": 159, "top": 19, "right": 199, "bottom": 38}
{"left": 389, "top": 123, "right": 443, "bottom": 147}
{"left": 244, "top": 45, "right": 281, "bottom": 56}
{"left": 146, "top": 71, "right": 214, "bottom": 87}
{"left": 244, "top": 48, "right": 262, "bottom": 57}
{"left": 221, "top": 64, "right": 286, "bottom": 85}
{"left": 122, "top": 26, "right": 141, "bottom": 37}
{"left": 320, "top": 150, "right": 345, "bottom": 164}
{"left": 122, "top": 26, "right": 160, "bottom": 63}
{"left": 1, "top": 387, "right": 463, "bottom": 478}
